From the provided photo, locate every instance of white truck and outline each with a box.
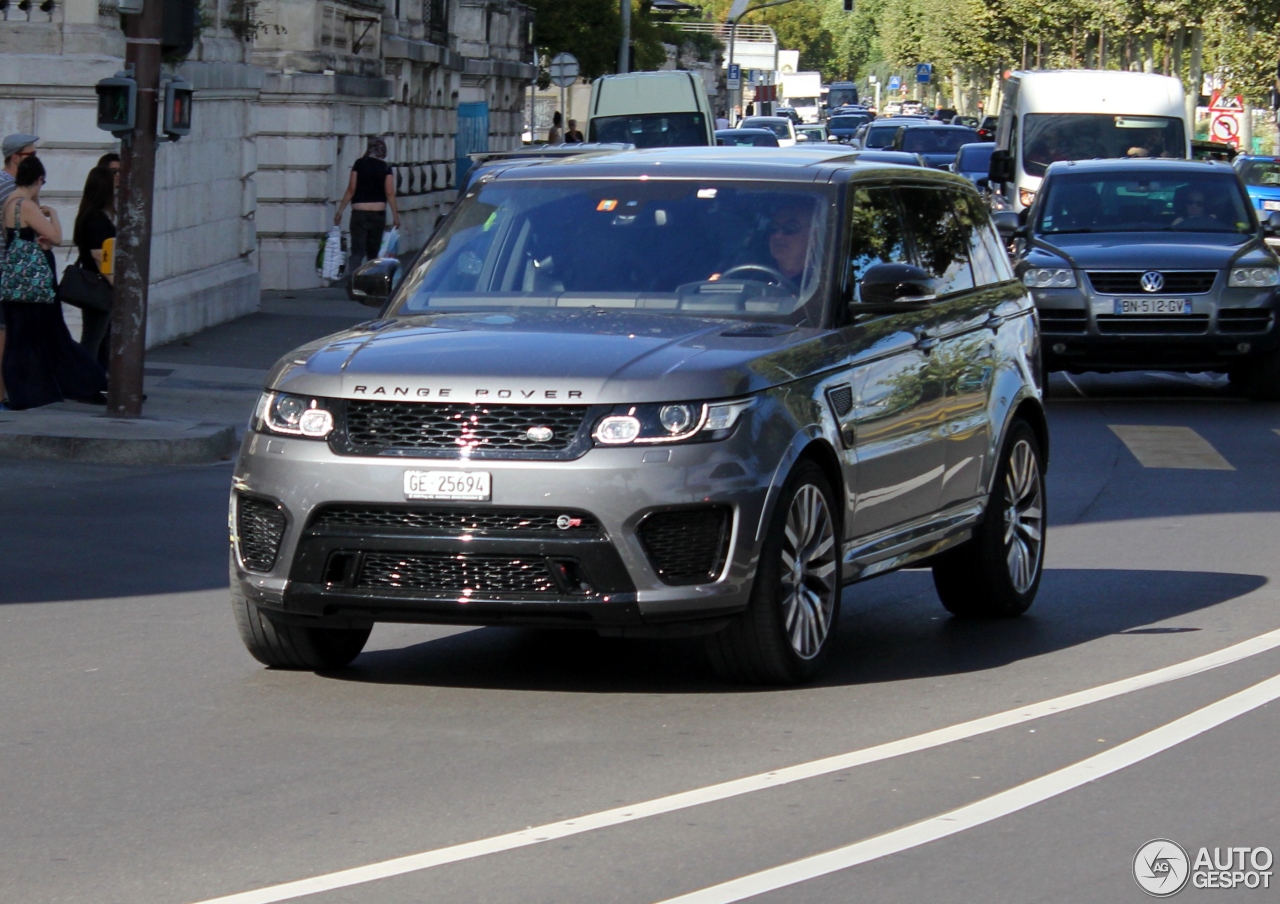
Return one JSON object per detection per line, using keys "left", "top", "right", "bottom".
{"left": 780, "top": 71, "right": 823, "bottom": 123}
{"left": 989, "top": 69, "right": 1190, "bottom": 212}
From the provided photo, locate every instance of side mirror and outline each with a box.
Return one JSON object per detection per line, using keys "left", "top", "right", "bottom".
{"left": 1266, "top": 211, "right": 1280, "bottom": 234}
{"left": 991, "top": 210, "right": 1021, "bottom": 240}
{"left": 827, "top": 135, "right": 841, "bottom": 142}
{"left": 1017, "top": 207, "right": 1030, "bottom": 227}
{"left": 856, "top": 262, "right": 937, "bottom": 308}
{"left": 975, "top": 176, "right": 989, "bottom": 189}
{"left": 350, "top": 258, "right": 399, "bottom": 307}
{"left": 988, "top": 148, "right": 1014, "bottom": 184}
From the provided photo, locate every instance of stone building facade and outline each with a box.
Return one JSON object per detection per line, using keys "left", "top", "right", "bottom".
{"left": 0, "top": 0, "right": 532, "bottom": 346}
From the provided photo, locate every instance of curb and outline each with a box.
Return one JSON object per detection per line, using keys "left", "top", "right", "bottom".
{"left": 0, "top": 417, "right": 238, "bottom": 466}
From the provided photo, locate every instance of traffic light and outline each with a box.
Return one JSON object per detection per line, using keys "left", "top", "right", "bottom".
{"left": 96, "top": 76, "right": 137, "bottom": 134}
{"left": 162, "top": 0, "right": 199, "bottom": 57}
{"left": 163, "top": 77, "right": 193, "bottom": 139}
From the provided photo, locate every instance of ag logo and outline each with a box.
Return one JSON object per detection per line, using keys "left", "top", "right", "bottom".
{"left": 1140, "top": 270, "right": 1165, "bottom": 293}
{"left": 1134, "top": 839, "right": 1190, "bottom": 896}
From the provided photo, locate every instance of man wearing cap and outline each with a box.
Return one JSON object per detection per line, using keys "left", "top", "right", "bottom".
{"left": 0, "top": 133, "right": 39, "bottom": 407}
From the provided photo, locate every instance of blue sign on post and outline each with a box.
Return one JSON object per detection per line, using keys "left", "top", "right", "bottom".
{"left": 887, "top": 75, "right": 901, "bottom": 91}
{"left": 727, "top": 63, "right": 741, "bottom": 90}
{"left": 916, "top": 63, "right": 932, "bottom": 84}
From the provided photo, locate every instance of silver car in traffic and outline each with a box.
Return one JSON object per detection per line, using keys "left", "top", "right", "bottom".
{"left": 230, "top": 147, "right": 1048, "bottom": 684}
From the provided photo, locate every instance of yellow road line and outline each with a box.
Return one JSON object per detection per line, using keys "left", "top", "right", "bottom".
{"left": 1109, "top": 425, "right": 1234, "bottom": 470}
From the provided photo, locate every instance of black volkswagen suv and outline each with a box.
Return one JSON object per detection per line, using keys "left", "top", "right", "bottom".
{"left": 1015, "top": 158, "right": 1280, "bottom": 398}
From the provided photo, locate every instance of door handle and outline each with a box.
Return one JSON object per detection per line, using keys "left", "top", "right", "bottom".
{"left": 914, "top": 332, "right": 939, "bottom": 352}
{"left": 984, "top": 313, "right": 1008, "bottom": 332}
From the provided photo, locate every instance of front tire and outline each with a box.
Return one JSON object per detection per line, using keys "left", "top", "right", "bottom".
{"left": 707, "top": 461, "right": 841, "bottom": 684}
{"left": 232, "top": 584, "right": 370, "bottom": 670}
{"left": 932, "top": 421, "right": 1045, "bottom": 618}
{"left": 1241, "top": 349, "right": 1280, "bottom": 401}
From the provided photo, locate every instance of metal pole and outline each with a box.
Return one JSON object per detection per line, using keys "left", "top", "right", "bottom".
{"left": 108, "top": 0, "right": 163, "bottom": 417}
{"left": 618, "top": 0, "right": 630, "bottom": 74}
{"left": 727, "top": 21, "right": 737, "bottom": 125}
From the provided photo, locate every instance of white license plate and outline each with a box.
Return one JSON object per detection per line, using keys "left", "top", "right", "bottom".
{"left": 1264, "top": 200, "right": 1280, "bottom": 211}
{"left": 403, "top": 470, "right": 492, "bottom": 501}
{"left": 1113, "top": 298, "right": 1192, "bottom": 315}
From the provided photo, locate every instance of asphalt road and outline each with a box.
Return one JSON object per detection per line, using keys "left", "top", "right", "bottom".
{"left": 2, "top": 370, "right": 1278, "bottom": 904}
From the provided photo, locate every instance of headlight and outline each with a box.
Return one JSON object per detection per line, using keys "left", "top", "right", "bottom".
{"left": 593, "top": 397, "right": 756, "bottom": 445}
{"left": 254, "top": 391, "right": 334, "bottom": 439}
{"left": 1022, "top": 268, "right": 1077, "bottom": 288}
{"left": 1228, "top": 267, "right": 1279, "bottom": 287}
{"left": 1019, "top": 188, "right": 1037, "bottom": 208}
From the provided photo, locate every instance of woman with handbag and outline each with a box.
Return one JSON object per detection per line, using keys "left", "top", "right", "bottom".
{"left": 0, "top": 156, "right": 106, "bottom": 410}
{"left": 66, "top": 166, "right": 116, "bottom": 365}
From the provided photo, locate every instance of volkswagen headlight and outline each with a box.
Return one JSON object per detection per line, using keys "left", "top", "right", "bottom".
{"left": 253, "top": 391, "right": 335, "bottom": 439}
{"left": 1228, "top": 267, "right": 1279, "bottom": 287}
{"left": 593, "top": 398, "right": 756, "bottom": 446}
{"left": 1022, "top": 268, "right": 1077, "bottom": 289}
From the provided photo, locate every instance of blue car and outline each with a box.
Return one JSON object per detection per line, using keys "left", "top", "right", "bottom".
{"left": 1234, "top": 156, "right": 1280, "bottom": 217}
{"left": 826, "top": 113, "right": 870, "bottom": 144}
{"left": 952, "top": 142, "right": 995, "bottom": 187}
{"left": 889, "top": 124, "right": 980, "bottom": 169}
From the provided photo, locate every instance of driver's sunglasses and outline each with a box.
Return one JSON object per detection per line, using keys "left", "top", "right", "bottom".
{"left": 768, "top": 219, "right": 805, "bottom": 237}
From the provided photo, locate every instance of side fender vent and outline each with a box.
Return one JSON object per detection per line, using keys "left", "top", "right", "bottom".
{"left": 826, "top": 384, "right": 854, "bottom": 418}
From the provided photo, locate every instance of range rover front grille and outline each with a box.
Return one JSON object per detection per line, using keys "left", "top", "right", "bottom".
{"left": 357, "top": 552, "right": 562, "bottom": 594}
{"left": 236, "top": 495, "right": 286, "bottom": 572}
{"left": 337, "top": 401, "right": 589, "bottom": 455}
{"left": 1086, "top": 271, "right": 1217, "bottom": 295}
{"left": 637, "top": 506, "right": 732, "bottom": 586}
{"left": 308, "top": 504, "right": 602, "bottom": 536}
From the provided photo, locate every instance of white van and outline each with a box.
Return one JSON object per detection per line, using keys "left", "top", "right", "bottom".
{"left": 990, "top": 70, "right": 1190, "bottom": 212}
{"left": 587, "top": 71, "right": 715, "bottom": 148}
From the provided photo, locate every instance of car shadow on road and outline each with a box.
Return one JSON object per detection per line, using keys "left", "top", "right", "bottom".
{"left": 326, "top": 567, "right": 1266, "bottom": 693}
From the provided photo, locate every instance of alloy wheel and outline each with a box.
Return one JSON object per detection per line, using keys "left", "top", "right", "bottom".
{"left": 1002, "top": 438, "right": 1044, "bottom": 594}
{"left": 779, "top": 484, "right": 838, "bottom": 659}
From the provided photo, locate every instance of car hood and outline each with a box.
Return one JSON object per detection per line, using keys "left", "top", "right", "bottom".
{"left": 1029, "top": 232, "right": 1257, "bottom": 270}
{"left": 1245, "top": 184, "right": 1280, "bottom": 201}
{"left": 267, "top": 309, "right": 842, "bottom": 404}
{"left": 916, "top": 152, "right": 957, "bottom": 168}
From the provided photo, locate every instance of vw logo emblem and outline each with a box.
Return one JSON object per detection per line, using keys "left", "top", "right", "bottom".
{"left": 1140, "top": 271, "right": 1165, "bottom": 293}
{"left": 526, "top": 426, "right": 554, "bottom": 443}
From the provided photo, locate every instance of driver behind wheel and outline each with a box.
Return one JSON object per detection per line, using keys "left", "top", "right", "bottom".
{"left": 767, "top": 198, "right": 815, "bottom": 281}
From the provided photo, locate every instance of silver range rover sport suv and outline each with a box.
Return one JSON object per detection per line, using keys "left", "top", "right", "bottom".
{"left": 230, "top": 147, "right": 1049, "bottom": 684}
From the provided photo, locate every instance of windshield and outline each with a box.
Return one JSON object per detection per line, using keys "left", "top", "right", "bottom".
{"left": 864, "top": 125, "right": 902, "bottom": 148}
{"left": 1237, "top": 159, "right": 1280, "bottom": 187}
{"left": 589, "top": 113, "right": 708, "bottom": 148}
{"left": 828, "top": 86, "right": 858, "bottom": 107}
{"left": 390, "top": 180, "right": 832, "bottom": 324}
{"left": 742, "top": 119, "right": 790, "bottom": 139}
{"left": 1037, "top": 172, "right": 1252, "bottom": 234}
{"left": 957, "top": 144, "right": 994, "bottom": 170}
{"left": 719, "top": 131, "right": 777, "bottom": 147}
{"left": 900, "top": 128, "right": 979, "bottom": 154}
{"left": 829, "top": 115, "right": 868, "bottom": 130}
{"left": 1022, "top": 113, "right": 1186, "bottom": 178}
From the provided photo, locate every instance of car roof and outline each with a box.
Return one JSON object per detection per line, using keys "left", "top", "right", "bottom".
{"left": 484, "top": 145, "right": 967, "bottom": 184}
{"left": 742, "top": 116, "right": 789, "bottom": 123}
{"left": 717, "top": 128, "right": 775, "bottom": 136}
{"left": 1235, "top": 155, "right": 1280, "bottom": 163}
{"left": 1043, "top": 158, "right": 1237, "bottom": 175}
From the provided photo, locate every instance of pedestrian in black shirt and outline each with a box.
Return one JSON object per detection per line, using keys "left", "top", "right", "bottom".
{"left": 564, "top": 119, "right": 585, "bottom": 144}
{"left": 72, "top": 166, "right": 116, "bottom": 365}
{"left": 333, "top": 136, "right": 401, "bottom": 280}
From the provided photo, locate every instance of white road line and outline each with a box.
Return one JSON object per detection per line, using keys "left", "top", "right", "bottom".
{"left": 1109, "top": 425, "right": 1235, "bottom": 470}
{"left": 655, "top": 673, "right": 1280, "bottom": 904}
{"left": 188, "top": 626, "right": 1280, "bottom": 904}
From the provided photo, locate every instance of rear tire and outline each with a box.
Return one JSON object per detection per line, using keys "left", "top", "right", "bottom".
{"left": 232, "top": 584, "right": 370, "bottom": 670}
{"left": 707, "top": 461, "right": 841, "bottom": 685}
{"left": 932, "top": 421, "right": 1045, "bottom": 618}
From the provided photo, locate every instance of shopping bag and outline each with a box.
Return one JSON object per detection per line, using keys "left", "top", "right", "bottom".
{"left": 377, "top": 227, "right": 400, "bottom": 259}
{"left": 320, "top": 226, "right": 346, "bottom": 281}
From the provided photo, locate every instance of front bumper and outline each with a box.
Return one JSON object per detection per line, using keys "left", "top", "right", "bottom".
{"left": 230, "top": 427, "right": 775, "bottom": 633}
{"left": 1034, "top": 282, "right": 1280, "bottom": 372}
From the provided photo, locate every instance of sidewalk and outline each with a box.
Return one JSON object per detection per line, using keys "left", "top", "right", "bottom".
{"left": 0, "top": 288, "right": 371, "bottom": 464}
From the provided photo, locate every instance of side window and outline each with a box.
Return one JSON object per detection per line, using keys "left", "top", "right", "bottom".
{"left": 955, "top": 192, "right": 1001, "bottom": 286}
{"left": 897, "top": 186, "right": 975, "bottom": 296}
{"left": 980, "top": 222, "right": 1015, "bottom": 282}
{"left": 846, "top": 186, "right": 910, "bottom": 302}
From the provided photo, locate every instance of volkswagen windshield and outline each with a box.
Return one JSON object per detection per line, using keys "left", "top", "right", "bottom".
{"left": 390, "top": 180, "right": 833, "bottom": 325}
{"left": 1037, "top": 171, "right": 1252, "bottom": 234}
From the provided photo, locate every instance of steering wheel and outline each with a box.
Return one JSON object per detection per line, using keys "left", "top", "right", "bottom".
{"left": 720, "top": 263, "right": 797, "bottom": 290}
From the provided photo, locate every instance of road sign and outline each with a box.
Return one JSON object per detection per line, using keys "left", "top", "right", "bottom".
{"left": 549, "top": 52, "right": 580, "bottom": 88}
{"left": 1208, "top": 91, "right": 1246, "bottom": 148}
{"left": 887, "top": 75, "right": 901, "bottom": 91}
{"left": 916, "top": 63, "right": 932, "bottom": 84}
{"left": 727, "top": 63, "right": 741, "bottom": 91}
{"left": 1209, "top": 91, "right": 1244, "bottom": 112}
